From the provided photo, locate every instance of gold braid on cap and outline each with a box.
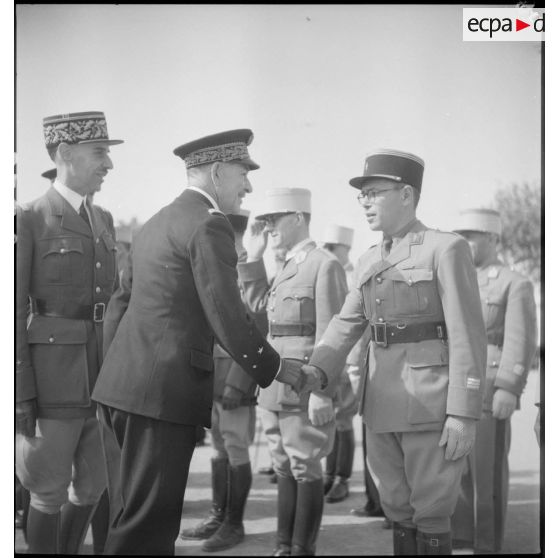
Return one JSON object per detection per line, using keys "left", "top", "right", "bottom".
{"left": 43, "top": 117, "right": 109, "bottom": 146}
{"left": 185, "top": 142, "right": 249, "bottom": 168}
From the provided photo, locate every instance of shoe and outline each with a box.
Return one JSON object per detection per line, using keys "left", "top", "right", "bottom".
{"left": 258, "top": 466, "right": 275, "bottom": 475}
{"left": 382, "top": 518, "right": 393, "bottom": 530}
{"left": 350, "top": 504, "right": 385, "bottom": 518}
{"left": 202, "top": 522, "right": 244, "bottom": 552}
{"left": 272, "top": 543, "right": 291, "bottom": 556}
{"left": 325, "top": 477, "right": 349, "bottom": 503}
{"left": 180, "top": 458, "right": 228, "bottom": 540}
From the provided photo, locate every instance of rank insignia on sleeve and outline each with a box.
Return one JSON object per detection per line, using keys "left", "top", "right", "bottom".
{"left": 466, "top": 377, "right": 481, "bottom": 390}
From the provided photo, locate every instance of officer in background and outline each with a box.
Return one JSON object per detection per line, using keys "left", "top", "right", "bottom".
{"left": 240, "top": 188, "right": 348, "bottom": 556}
{"left": 320, "top": 224, "right": 358, "bottom": 503}
{"left": 451, "top": 208, "right": 538, "bottom": 553}
{"left": 321, "top": 224, "right": 386, "bottom": 519}
{"left": 180, "top": 209, "right": 265, "bottom": 552}
{"left": 92, "top": 131, "right": 320, "bottom": 555}
{"left": 303, "top": 149, "right": 487, "bottom": 555}
{"left": 16, "top": 111, "right": 122, "bottom": 554}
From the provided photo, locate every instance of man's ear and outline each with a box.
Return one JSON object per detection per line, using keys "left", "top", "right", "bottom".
{"left": 210, "top": 162, "right": 222, "bottom": 187}
{"left": 401, "top": 184, "right": 414, "bottom": 205}
{"left": 58, "top": 143, "right": 73, "bottom": 162}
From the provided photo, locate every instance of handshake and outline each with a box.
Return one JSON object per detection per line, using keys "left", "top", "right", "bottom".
{"left": 275, "top": 359, "right": 334, "bottom": 426}
{"left": 275, "top": 358, "right": 326, "bottom": 394}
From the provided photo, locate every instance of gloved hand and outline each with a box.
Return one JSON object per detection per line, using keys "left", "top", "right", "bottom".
{"left": 16, "top": 399, "right": 37, "bottom": 438}
{"left": 438, "top": 415, "right": 477, "bottom": 461}
{"left": 308, "top": 393, "right": 334, "bottom": 426}
{"left": 492, "top": 388, "right": 517, "bottom": 420}
{"left": 222, "top": 385, "right": 243, "bottom": 410}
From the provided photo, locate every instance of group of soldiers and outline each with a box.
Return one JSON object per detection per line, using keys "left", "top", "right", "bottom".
{"left": 15, "top": 110, "right": 539, "bottom": 556}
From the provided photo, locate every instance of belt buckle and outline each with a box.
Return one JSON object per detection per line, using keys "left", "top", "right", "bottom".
{"left": 93, "top": 302, "right": 106, "bottom": 322}
{"left": 373, "top": 322, "right": 388, "bottom": 347}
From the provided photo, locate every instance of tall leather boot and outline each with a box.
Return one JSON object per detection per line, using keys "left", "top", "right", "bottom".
{"left": 291, "top": 479, "right": 324, "bottom": 556}
{"left": 90, "top": 490, "right": 110, "bottom": 555}
{"left": 323, "top": 431, "right": 338, "bottom": 494}
{"left": 272, "top": 474, "right": 298, "bottom": 556}
{"left": 59, "top": 501, "right": 97, "bottom": 554}
{"left": 393, "top": 522, "right": 418, "bottom": 555}
{"left": 180, "top": 457, "right": 229, "bottom": 540}
{"left": 417, "top": 530, "right": 452, "bottom": 555}
{"left": 326, "top": 428, "right": 355, "bottom": 503}
{"left": 202, "top": 462, "right": 252, "bottom": 552}
{"left": 26, "top": 506, "right": 61, "bottom": 554}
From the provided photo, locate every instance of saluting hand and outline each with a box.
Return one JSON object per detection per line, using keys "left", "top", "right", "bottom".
{"left": 16, "top": 399, "right": 37, "bottom": 438}
{"left": 438, "top": 415, "right": 477, "bottom": 461}
{"left": 308, "top": 393, "right": 334, "bottom": 426}
{"left": 245, "top": 220, "right": 269, "bottom": 261}
{"left": 492, "top": 389, "right": 517, "bottom": 420}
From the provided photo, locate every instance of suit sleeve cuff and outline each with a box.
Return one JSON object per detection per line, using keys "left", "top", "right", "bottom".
{"left": 446, "top": 386, "right": 483, "bottom": 419}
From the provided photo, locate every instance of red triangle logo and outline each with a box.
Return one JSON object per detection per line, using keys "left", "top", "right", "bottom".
{"left": 516, "top": 19, "right": 530, "bottom": 31}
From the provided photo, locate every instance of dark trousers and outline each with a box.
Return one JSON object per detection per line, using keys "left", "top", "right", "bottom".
{"left": 97, "top": 404, "right": 197, "bottom": 555}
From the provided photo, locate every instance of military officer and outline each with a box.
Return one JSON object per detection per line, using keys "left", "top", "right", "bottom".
{"left": 320, "top": 224, "right": 359, "bottom": 503}
{"left": 451, "top": 208, "right": 538, "bottom": 553}
{"left": 92, "top": 130, "right": 321, "bottom": 556}
{"left": 240, "top": 188, "right": 348, "bottom": 556}
{"left": 180, "top": 209, "right": 265, "bottom": 552}
{"left": 16, "top": 111, "right": 122, "bottom": 554}
{"left": 303, "top": 149, "right": 487, "bottom": 555}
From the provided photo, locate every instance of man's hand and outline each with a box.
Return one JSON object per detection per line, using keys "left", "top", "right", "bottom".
{"left": 300, "top": 364, "right": 327, "bottom": 393}
{"left": 16, "top": 399, "right": 37, "bottom": 438}
{"left": 275, "top": 360, "right": 327, "bottom": 394}
{"left": 245, "top": 220, "right": 269, "bottom": 262}
{"left": 492, "top": 389, "right": 517, "bottom": 420}
{"left": 438, "top": 415, "right": 477, "bottom": 461}
{"left": 346, "top": 364, "right": 361, "bottom": 396}
{"left": 308, "top": 393, "right": 334, "bottom": 426}
{"left": 222, "top": 385, "right": 243, "bottom": 410}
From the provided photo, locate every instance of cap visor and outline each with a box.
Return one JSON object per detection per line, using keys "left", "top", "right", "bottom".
{"left": 78, "top": 139, "right": 124, "bottom": 146}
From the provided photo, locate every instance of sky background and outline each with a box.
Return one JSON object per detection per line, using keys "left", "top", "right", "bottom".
{"left": 15, "top": 4, "right": 541, "bottom": 261}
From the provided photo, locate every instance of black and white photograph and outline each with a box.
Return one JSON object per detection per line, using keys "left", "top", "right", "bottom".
{"left": 12, "top": 3, "right": 545, "bottom": 556}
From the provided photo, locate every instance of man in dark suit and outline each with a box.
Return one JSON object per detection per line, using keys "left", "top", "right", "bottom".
{"left": 16, "top": 111, "right": 122, "bottom": 554}
{"left": 92, "top": 129, "right": 321, "bottom": 556}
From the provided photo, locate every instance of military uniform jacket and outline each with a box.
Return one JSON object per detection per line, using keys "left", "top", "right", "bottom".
{"left": 477, "top": 259, "right": 537, "bottom": 411}
{"left": 16, "top": 187, "right": 117, "bottom": 418}
{"left": 310, "top": 220, "right": 487, "bottom": 433}
{"left": 213, "top": 297, "right": 268, "bottom": 406}
{"left": 92, "top": 189, "right": 280, "bottom": 427}
{"left": 238, "top": 241, "right": 348, "bottom": 412}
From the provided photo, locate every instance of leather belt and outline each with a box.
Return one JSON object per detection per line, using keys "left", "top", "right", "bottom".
{"left": 371, "top": 321, "right": 447, "bottom": 347}
{"left": 487, "top": 334, "right": 504, "bottom": 347}
{"left": 269, "top": 322, "right": 316, "bottom": 337}
{"left": 34, "top": 299, "right": 106, "bottom": 323}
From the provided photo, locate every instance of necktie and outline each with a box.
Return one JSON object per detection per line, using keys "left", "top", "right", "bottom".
{"left": 79, "top": 201, "right": 92, "bottom": 230}
{"left": 382, "top": 236, "right": 393, "bottom": 258}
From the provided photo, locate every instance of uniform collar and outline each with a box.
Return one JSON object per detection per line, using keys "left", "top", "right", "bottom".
{"left": 385, "top": 217, "right": 418, "bottom": 247}
{"left": 53, "top": 179, "right": 87, "bottom": 213}
{"left": 187, "top": 186, "right": 220, "bottom": 211}
{"left": 285, "top": 237, "right": 313, "bottom": 262}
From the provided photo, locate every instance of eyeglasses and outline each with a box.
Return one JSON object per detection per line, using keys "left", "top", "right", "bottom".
{"left": 357, "top": 186, "right": 403, "bottom": 206}
{"left": 262, "top": 212, "right": 296, "bottom": 226}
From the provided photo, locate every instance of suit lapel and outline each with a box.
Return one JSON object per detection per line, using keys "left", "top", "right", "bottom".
{"left": 47, "top": 187, "right": 93, "bottom": 237}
